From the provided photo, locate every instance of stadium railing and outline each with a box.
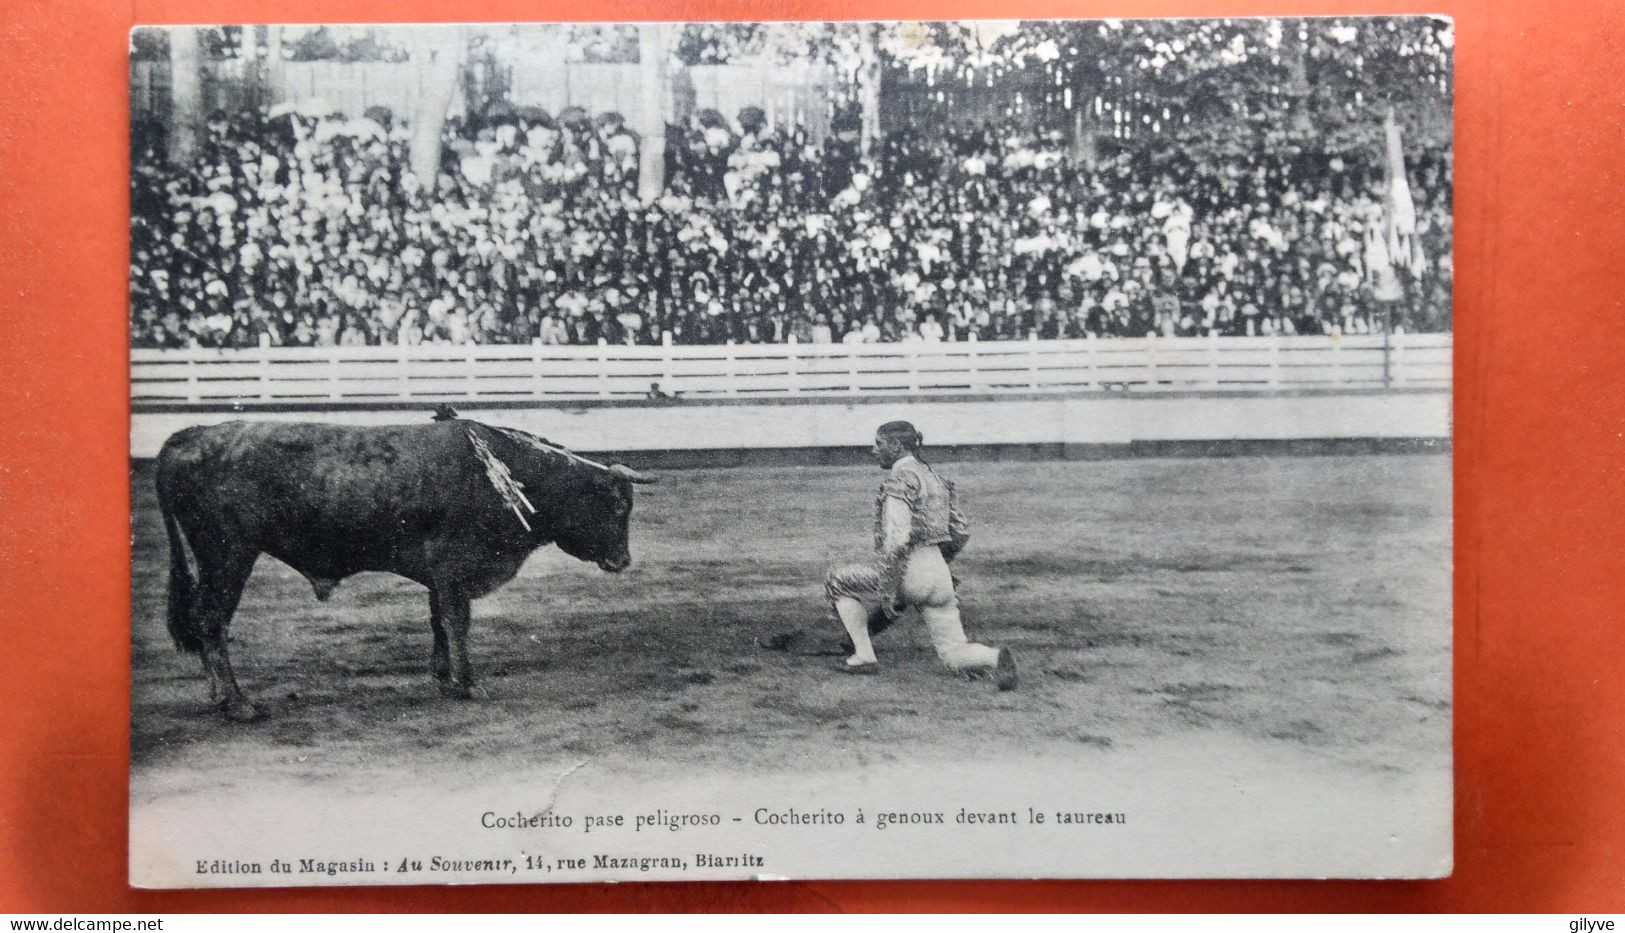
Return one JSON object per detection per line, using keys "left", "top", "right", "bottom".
{"left": 130, "top": 332, "right": 1452, "bottom": 406}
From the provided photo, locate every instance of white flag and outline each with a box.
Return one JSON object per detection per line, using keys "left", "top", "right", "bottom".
{"left": 1383, "top": 108, "right": 1419, "bottom": 278}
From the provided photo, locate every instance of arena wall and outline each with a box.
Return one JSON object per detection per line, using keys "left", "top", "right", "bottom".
{"left": 130, "top": 387, "right": 1450, "bottom": 462}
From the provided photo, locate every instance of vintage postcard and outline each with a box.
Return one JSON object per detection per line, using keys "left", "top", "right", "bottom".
{"left": 129, "top": 17, "right": 1453, "bottom": 886}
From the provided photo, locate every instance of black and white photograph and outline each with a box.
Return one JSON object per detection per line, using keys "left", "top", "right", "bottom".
{"left": 128, "top": 17, "right": 1453, "bottom": 886}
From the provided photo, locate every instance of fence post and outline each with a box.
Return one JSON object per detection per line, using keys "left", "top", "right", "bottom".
{"left": 258, "top": 344, "right": 272, "bottom": 401}
{"left": 848, "top": 343, "right": 860, "bottom": 393}
{"left": 531, "top": 338, "right": 545, "bottom": 400}
{"left": 398, "top": 343, "right": 413, "bottom": 400}
{"left": 330, "top": 351, "right": 343, "bottom": 400}
{"left": 907, "top": 341, "right": 919, "bottom": 393}
{"left": 1146, "top": 333, "right": 1159, "bottom": 388}
{"left": 1381, "top": 307, "right": 1393, "bottom": 388}
{"left": 187, "top": 355, "right": 200, "bottom": 404}
{"left": 1392, "top": 330, "right": 1407, "bottom": 387}
{"left": 725, "top": 340, "right": 738, "bottom": 396}
{"left": 1268, "top": 334, "right": 1281, "bottom": 387}
{"left": 967, "top": 333, "right": 981, "bottom": 391}
{"left": 597, "top": 338, "right": 610, "bottom": 398}
{"left": 1081, "top": 332, "right": 1095, "bottom": 390}
{"left": 465, "top": 345, "right": 478, "bottom": 399}
{"left": 1208, "top": 329, "right": 1221, "bottom": 388}
{"left": 785, "top": 335, "right": 800, "bottom": 395}
{"left": 1027, "top": 332, "right": 1040, "bottom": 390}
{"left": 662, "top": 330, "right": 675, "bottom": 392}
{"left": 1330, "top": 330, "right": 1342, "bottom": 386}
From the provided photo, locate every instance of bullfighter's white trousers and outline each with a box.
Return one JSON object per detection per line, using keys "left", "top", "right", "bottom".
{"left": 826, "top": 545, "right": 1001, "bottom": 672}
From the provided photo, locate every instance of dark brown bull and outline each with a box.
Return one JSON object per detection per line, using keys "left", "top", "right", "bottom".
{"left": 156, "top": 418, "right": 653, "bottom": 721}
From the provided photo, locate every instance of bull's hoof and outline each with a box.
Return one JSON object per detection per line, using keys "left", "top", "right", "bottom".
{"left": 219, "top": 698, "right": 262, "bottom": 722}
{"left": 437, "top": 680, "right": 489, "bottom": 701}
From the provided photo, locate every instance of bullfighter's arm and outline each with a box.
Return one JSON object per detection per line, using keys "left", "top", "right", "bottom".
{"left": 876, "top": 475, "right": 919, "bottom": 613}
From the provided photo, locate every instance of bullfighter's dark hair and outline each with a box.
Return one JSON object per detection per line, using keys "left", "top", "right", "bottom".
{"left": 877, "top": 420, "right": 923, "bottom": 451}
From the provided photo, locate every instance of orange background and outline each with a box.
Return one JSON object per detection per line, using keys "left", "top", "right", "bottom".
{"left": 1, "top": 0, "right": 1621, "bottom": 913}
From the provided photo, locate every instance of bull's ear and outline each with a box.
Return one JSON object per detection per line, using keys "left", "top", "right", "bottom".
{"left": 608, "top": 463, "right": 658, "bottom": 485}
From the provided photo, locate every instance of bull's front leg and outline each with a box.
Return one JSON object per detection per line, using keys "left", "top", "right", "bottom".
{"left": 432, "top": 585, "right": 485, "bottom": 700}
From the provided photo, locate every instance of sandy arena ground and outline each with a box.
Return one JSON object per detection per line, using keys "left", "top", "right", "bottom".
{"left": 131, "top": 452, "right": 1450, "bottom": 799}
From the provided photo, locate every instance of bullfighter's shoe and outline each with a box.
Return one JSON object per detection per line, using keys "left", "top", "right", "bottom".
{"left": 994, "top": 647, "right": 1019, "bottom": 691}
{"left": 836, "top": 658, "right": 880, "bottom": 676}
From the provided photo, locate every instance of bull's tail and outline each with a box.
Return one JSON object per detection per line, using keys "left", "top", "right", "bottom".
{"left": 158, "top": 479, "right": 205, "bottom": 655}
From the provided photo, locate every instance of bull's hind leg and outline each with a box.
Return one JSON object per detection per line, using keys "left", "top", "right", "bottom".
{"left": 430, "top": 585, "right": 484, "bottom": 700}
{"left": 427, "top": 589, "right": 451, "bottom": 684}
{"left": 194, "top": 549, "right": 260, "bottom": 722}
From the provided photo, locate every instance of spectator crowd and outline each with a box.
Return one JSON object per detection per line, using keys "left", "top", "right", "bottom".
{"left": 130, "top": 100, "right": 1452, "bottom": 349}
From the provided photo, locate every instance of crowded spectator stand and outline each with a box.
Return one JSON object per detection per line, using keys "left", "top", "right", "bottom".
{"left": 130, "top": 19, "right": 1452, "bottom": 351}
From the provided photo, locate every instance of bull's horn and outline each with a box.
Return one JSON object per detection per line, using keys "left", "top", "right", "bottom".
{"left": 608, "top": 463, "right": 657, "bottom": 485}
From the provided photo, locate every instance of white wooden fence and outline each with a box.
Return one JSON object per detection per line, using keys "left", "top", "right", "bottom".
{"left": 130, "top": 333, "right": 1451, "bottom": 406}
